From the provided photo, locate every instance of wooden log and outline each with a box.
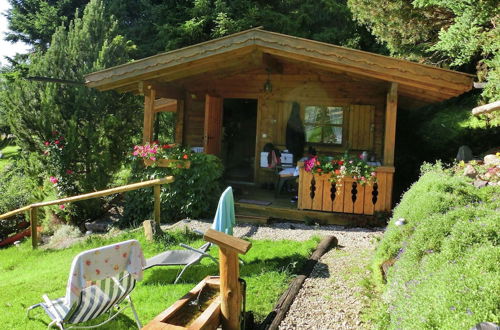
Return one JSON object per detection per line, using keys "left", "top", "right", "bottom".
{"left": 219, "top": 248, "right": 241, "bottom": 330}
{"left": 30, "top": 207, "right": 38, "bottom": 249}
{"left": 472, "top": 100, "right": 500, "bottom": 115}
{"left": 262, "top": 236, "right": 338, "bottom": 330}
{"left": 154, "top": 184, "right": 161, "bottom": 225}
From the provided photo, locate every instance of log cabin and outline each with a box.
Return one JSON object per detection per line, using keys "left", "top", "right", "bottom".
{"left": 85, "top": 28, "right": 474, "bottom": 225}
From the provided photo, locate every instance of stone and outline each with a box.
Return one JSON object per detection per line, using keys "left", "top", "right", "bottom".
{"left": 484, "top": 154, "right": 500, "bottom": 166}
{"left": 395, "top": 218, "right": 406, "bottom": 226}
{"left": 464, "top": 164, "right": 478, "bottom": 178}
{"left": 473, "top": 179, "right": 488, "bottom": 188}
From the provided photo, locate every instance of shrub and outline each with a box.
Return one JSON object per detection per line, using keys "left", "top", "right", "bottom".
{"left": 122, "top": 152, "right": 223, "bottom": 227}
{"left": 369, "top": 163, "right": 500, "bottom": 328}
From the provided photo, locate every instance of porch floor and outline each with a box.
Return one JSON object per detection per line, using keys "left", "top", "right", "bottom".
{"left": 230, "top": 184, "right": 376, "bottom": 226}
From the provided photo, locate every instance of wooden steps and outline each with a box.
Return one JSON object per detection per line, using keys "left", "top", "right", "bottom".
{"left": 235, "top": 202, "right": 375, "bottom": 226}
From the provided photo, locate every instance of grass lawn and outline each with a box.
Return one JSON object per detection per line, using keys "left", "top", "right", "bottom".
{"left": 0, "top": 145, "right": 20, "bottom": 171}
{"left": 0, "top": 228, "right": 319, "bottom": 329}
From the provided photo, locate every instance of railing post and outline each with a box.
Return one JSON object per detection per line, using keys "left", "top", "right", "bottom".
{"left": 30, "top": 207, "right": 38, "bottom": 249}
{"left": 154, "top": 184, "right": 161, "bottom": 225}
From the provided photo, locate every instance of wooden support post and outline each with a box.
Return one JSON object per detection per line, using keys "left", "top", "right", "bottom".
{"left": 204, "top": 229, "right": 252, "bottom": 330}
{"left": 153, "top": 184, "right": 161, "bottom": 225}
{"left": 143, "top": 85, "right": 156, "bottom": 144}
{"left": 175, "top": 99, "right": 185, "bottom": 144}
{"left": 143, "top": 220, "right": 154, "bottom": 241}
{"left": 384, "top": 82, "right": 398, "bottom": 166}
{"left": 30, "top": 207, "right": 38, "bottom": 249}
{"left": 219, "top": 247, "right": 241, "bottom": 330}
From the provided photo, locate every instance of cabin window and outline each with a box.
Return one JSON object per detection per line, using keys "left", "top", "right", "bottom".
{"left": 304, "top": 106, "right": 343, "bottom": 145}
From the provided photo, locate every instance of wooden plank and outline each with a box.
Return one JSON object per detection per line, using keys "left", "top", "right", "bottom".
{"left": 383, "top": 83, "right": 398, "bottom": 165}
{"left": 321, "top": 180, "right": 333, "bottom": 212}
{"left": 363, "top": 184, "right": 375, "bottom": 215}
{"left": 384, "top": 172, "right": 394, "bottom": 211}
{"left": 143, "top": 86, "right": 156, "bottom": 143}
{"left": 188, "top": 298, "right": 221, "bottom": 330}
{"left": 353, "top": 183, "right": 365, "bottom": 214}
{"left": 312, "top": 175, "right": 324, "bottom": 211}
{"left": 153, "top": 98, "right": 177, "bottom": 113}
{"left": 374, "top": 172, "right": 387, "bottom": 212}
{"left": 332, "top": 181, "right": 345, "bottom": 212}
{"left": 343, "top": 180, "right": 355, "bottom": 213}
{"left": 204, "top": 229, "right": 252, "bottom": 254}
{"left": 203, "top": 94, "right": 223, "bottom": 155}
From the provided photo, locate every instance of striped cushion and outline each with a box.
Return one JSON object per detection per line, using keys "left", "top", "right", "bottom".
{"left": 43, "top": 272, "right": 136, "bottom": 325}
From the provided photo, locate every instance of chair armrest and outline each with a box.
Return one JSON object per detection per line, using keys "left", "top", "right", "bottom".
{"left": 179, "top": 243, "right": 218, "bottom": 264}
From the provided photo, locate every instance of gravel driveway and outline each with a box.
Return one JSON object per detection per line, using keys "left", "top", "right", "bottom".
{"left": 168, "top": 219, "right": 384, "bottom": 329}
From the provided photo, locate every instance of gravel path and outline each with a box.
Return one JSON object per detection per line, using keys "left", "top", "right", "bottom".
{"left": 167, "top": 219, "right": 384, "bottom": 329}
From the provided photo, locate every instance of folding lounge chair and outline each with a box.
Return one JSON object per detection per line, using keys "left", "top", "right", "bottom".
{"left": 27, "top": 239, "right": 146, "bottom": 330}
{"left": 144, "top": 186, "right": 235, "bottom": 283}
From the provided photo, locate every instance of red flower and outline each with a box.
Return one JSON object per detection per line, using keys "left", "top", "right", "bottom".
{"left": 52, "top": 131, "right": 58, "bottom": 136}
{"left": 317, "top": 168, "right": 322, "bottom": 172}
{"left": 183, "top": 154, "right": 189, "bottom": 160}
{"left": 338, "top": 160, "right": 344, "bottom": 165}
{"left": 162, "top": 144, "right": 171, "bottom": 149}
{"left": 66, "top": 169, "right": 74, "bottom": 175}
{"left": 59, "top": 204, "right": 65, "bottom": 210}
{"left": 335, "top": 170, "right": 340, "bottom": 175}
{"left": 122, "top": 252, "right": 128, "bottom": 258}
{"left": 54, "top": 140, "right": 60, "bottom": 145}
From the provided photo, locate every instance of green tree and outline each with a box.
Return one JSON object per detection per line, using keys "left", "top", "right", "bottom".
{"left": 348, "top": 0, "right": 500, "bottom": 102}
{"left": 2, "top": 0, "right": 141, "bottom": 222}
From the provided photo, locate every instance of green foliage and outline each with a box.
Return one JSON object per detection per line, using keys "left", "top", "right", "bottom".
{"left": 123, "top": 153, "right": 224, "bottom": 226}
{"left": 1, "top": 0, "right": 142, "bottom": 223}
{"left": 369, "top": 164, "right": 500, "bottom": 328}
{"left": 348, "top": 0, "right": 500, "bottom": 103}
{"left": 0, "top": 229, "right": 318, "bottom": 328}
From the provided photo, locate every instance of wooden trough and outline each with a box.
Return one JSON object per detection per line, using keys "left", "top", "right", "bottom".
{"left": 143, "top": 229, "right": 252, "bottom": 330}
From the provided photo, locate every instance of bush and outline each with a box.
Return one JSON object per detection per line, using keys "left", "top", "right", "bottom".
{"left": 122, "top": 153, "right": 223, "bottom": 227}
{"left": 369, "top": 163, "right": 500, "bottom": 328}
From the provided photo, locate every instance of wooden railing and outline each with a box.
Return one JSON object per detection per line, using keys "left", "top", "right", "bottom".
{"left": 0, "top": 176, "right": 174, "bottom": 249}
{"left": 298, "top": 167, "right": 394, "bottom": 215}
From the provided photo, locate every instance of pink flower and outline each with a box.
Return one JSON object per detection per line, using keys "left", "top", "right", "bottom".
{"left": 361, "top": 176, "right": 366, "bottom": 181}
{"left": 54, "top": 140, "right": 60, "bottom": 145}
{"left": 149, "top": 156, "right": 156, "bottom": 161}
{"left": 44, "top": 141, "right": 50, "bottom": 146}
{"left": 59, "top": 204, "right": 65, "bottom": 210}
{"left": 49, "top": 176, "right": 58, "bottom": 184}
{"left": 349, "top": 160, "right": 353, "bottom": 164}
{"left": 132, "top": 151, "right": 139, "bottom": 156}
{"left": 183, "top": 154, "right": 189, "bottom": 159}
{"left": 371, "top": 172, "right": 376, "bottom": 177}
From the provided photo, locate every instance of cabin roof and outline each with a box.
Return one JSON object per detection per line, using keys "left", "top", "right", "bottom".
{"left": 85, "top": 28, "right": 474, "bottom": 105}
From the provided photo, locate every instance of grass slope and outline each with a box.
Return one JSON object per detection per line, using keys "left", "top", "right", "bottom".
{"left": 0, "top": 145, "right": 20, "bottom": 171}
{"left": 368, "top": 164, "right": 500, "bottom": 329}
{"left": 0, "top": 229, "right": 319, "bottom": 329}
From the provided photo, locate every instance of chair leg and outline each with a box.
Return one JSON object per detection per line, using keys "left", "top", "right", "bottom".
{"left": 127, "top": 296, "right": 142, "bottom": 329}
{"left": 174, "top": 262, "right": 196, "bottom": 284}
{"left": 27, "top": 303, "right": 42, "bottom": 319}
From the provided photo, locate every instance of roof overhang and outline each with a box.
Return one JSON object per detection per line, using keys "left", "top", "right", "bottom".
{"left": 85, "top": 28, "right": 475, "bottom": 105}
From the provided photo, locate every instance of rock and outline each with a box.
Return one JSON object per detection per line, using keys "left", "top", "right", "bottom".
{"left": 457, "top": 145, "right": 473, "bottom": 161}
{"left": 84, "top": 221, "right": 110, "bottom": 233}
{"left": 484, "top": 154, "right": 500, "bottom": 166}
{"left": 395, "top": 218, "right": 406, "bottom": 226}
{"left": 473, "top": 179, "right": 488, "bottom": 188}
{"left": 464, "top": 164, "right": 478, "bottom": 178}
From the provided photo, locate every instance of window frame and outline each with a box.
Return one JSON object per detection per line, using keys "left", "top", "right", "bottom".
{"left": 303, "top": 104, "right": 346, "bottom": 147}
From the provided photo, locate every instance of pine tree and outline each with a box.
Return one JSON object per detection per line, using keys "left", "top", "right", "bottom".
{"left": 2, "top": 0, "right": 141, "bottom": 222}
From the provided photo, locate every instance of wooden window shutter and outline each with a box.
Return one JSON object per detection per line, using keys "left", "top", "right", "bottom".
{"left": 348, "top": 105, "right": 375, "bottom": 150}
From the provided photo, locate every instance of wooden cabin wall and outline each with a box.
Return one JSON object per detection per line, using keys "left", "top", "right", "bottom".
{"left": 182, "top": 64, "right": 386, "bottom": 184}
{"left": 182, "top": 96, "right": 205, "bottom": 147}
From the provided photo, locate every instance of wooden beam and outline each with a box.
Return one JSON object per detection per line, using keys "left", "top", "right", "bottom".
{"left": 175, "top": 99, "right": 185, "bottom": 144}
{"left": 153, "top": 98, "right": 177, "bottom": 113}
{"left": 143, "top": 86, "right": 155, "bottom": 144}
{"left": 262, "top": 53, "right": 283, "bottom": 73}
{"left": 203, "top": 229, "right": 252, "bottom": 254}
{"left": 139, "top": 81, "right": 184, "bottom": 99}
{"left": 472, "top": 100, "right": 500, "bottom": 115}
{"left": 384, "top": 82, "right": 398, "bottom": 166}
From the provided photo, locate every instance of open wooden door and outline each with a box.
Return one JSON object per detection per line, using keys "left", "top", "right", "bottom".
{"left": 204, "top": 94, "right": 223, "bottom": 155}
